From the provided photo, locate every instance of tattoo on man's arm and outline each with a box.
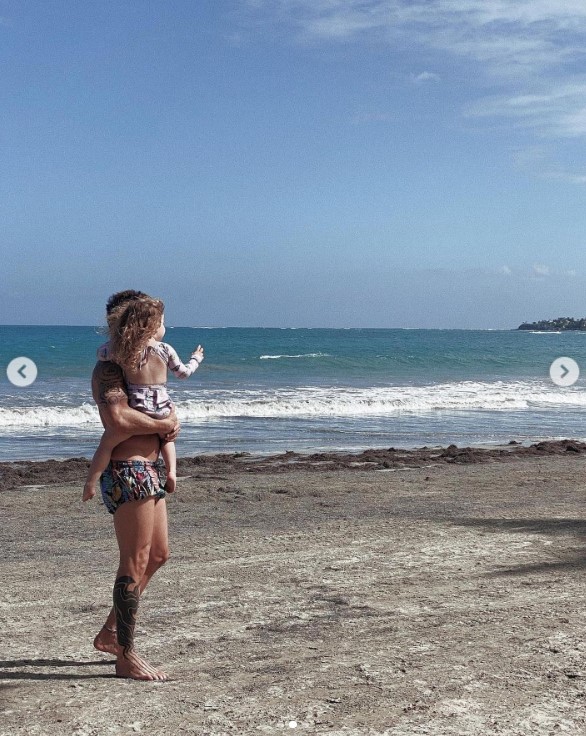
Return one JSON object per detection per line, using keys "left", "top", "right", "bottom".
{"left": 93, "top": 362, "right": 127, "bottom": 406}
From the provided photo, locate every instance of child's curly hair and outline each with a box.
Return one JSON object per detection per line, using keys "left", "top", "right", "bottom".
{"left": 107, "top": 296, "right": 165, "bottom": 371}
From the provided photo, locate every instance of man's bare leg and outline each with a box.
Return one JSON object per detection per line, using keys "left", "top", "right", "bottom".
{"left": 94, "top": 499, "right": 169, "bottom": 656}
{"left": 110, "top": 497, "right": 168, "bottom": 681}
{"left": 113, "top": 575, "right": 167, "bottom": 681}
{"left": 93, "top": 615, "right": 118, "bottom": 654}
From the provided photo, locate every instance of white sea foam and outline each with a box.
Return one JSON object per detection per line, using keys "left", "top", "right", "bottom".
{"left": 0, "top": 380, "right": 583, "bottom": 427}
{"left": 259, "top": 353, "right": 331, "bottom": 360}
{"left": 0, "top": 403, "right": 100, "bottom": 427}
{"left": 172, "top": 382, "right": 586, "bottom": 419}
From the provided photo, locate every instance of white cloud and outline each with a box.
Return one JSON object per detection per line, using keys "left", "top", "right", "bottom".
{"left": 500, "top": 265, "right": 512, "bottom": 276}
{"left": 512, "top": 144, "right": 586, "bottom": 184}
{"left": 531, "top": 263, "right": 550, "bottom": 277}
{"left": 466, "top": 84, "right": 586, "bottom": 139}
{"left": 244, "top": 1, "right": 586, "bottom": 73}
{"left": 241, "top": 0, "right": 586, "bottom": 172}
{"left": 412, "top": 71, "right": 440, "bottom": 84}
{"left": 542, "top": 170, "right": 586, "bottom": 185}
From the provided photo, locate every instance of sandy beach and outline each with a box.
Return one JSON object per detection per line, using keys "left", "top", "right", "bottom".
{"left": 3, "top": 443, "right": 586, "bottom": 735}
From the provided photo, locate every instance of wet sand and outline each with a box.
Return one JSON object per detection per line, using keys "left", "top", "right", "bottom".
{"left": 2, "top": 443, "right": 586, "bottom": 734}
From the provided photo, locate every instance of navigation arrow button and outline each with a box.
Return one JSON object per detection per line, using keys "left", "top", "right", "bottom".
{"left": 550, "top": 357, "right": 579, "bottom": 387}
{"left": 6, "top": 357, "right": 38, "bottom": 387}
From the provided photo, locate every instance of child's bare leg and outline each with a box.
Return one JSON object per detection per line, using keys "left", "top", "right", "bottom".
{"left": 161, "top": 440, "right": 176, "bottom": 493}
{"left": 83, "top": 429, "right": 129, "bottom": 501}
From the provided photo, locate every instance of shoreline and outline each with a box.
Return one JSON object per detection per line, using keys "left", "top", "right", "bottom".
{"left": 3, "top": 437, "right": 586, "bottom": 491}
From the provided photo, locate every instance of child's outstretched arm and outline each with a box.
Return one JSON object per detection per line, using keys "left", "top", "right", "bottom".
{"left": 165, "top": 343, "right": 204, "bottom": 379}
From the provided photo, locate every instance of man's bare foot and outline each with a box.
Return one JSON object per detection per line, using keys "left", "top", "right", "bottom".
{"left": 116, "top": 651, "right": 168, "bottom": 681}
{"left": 93, "top": 625, "right": 119, "bottom": 655}
{"left": 165, "top": 474, "right": 176, "bottom": 493}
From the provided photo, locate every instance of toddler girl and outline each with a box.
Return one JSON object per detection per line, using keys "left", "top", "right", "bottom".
{"left": 83, "top": 296, "right": 203, "bottom": 501}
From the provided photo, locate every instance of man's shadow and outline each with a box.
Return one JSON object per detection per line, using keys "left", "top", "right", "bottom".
{"left": 450, "top": 517, "right": 586, "bottom": 576}
{"left": 0, "top": 657, "right": 116, "bottom": 681}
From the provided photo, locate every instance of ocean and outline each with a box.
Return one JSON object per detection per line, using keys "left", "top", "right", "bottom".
{"left": 1, "top": 325, "right": 585, "bottom": 461}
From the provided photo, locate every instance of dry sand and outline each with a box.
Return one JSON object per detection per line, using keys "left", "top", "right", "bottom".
{"left": 2, "top": 444, "right": 586, "bottom": 735}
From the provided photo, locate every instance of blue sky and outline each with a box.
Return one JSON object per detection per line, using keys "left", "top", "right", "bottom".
{"left": 2, "top": 0, "right": 586, "bottom": 328}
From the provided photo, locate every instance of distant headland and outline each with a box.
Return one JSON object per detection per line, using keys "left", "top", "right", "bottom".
{"left": 518, "top": 317, "right": 586, "bottom": 331}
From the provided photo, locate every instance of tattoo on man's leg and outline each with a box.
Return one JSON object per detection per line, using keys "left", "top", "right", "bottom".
{"left": 113, "top": 575, "right": 140, "bottom": 658}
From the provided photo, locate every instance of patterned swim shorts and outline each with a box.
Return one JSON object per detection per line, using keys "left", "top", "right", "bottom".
{"left": 100, "top": 459, "right": 167, "bottom": 515}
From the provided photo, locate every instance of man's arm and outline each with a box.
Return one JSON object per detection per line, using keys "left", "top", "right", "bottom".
{"left": 92, "top": 361, "right": 180, "bottom": 439}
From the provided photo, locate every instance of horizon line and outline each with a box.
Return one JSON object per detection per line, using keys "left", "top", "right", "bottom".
{"left": 0, "top": 323, "right": 520, "bottom": 331}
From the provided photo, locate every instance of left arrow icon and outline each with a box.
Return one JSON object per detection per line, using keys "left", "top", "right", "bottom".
{"left": 7, "top": 357, "right": 38, "bottom": 387}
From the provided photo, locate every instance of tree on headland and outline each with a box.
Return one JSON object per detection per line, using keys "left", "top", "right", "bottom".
{"left": 518, "top": 317, "right": 586, "bottom": 331}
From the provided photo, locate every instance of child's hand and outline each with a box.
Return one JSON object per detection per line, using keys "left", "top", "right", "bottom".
{"left": 193, "top": 345, "right": 204, "bottom": 363}
{"left": 165, "top": 474, "right": 176, "bottom": 494}
{"left": 82, "top": 483, "right": 96, "bottom": 502}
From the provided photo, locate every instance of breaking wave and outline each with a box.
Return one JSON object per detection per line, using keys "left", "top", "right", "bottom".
{"left": 0, "top": 380, "right": 582, "bottom": 427}
{"left": 259, "top": 353, "right": 331, "bottom": 360}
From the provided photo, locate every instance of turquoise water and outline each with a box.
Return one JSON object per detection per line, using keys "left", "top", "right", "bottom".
{"left": 1, "top": 326, "right": 585, "bottom": 460}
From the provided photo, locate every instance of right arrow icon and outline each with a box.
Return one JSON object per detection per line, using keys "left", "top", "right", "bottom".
{"left": 550, "top": 357, "right": 579, "bottom": 387}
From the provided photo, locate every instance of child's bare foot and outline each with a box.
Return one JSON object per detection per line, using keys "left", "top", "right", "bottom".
{"left": 165, "top": 474, "right": 176, "bottom": 493}
{"left": 93, "top": 625, "right": 119, "bottom": 655}
{"left": 82, "top": 483, "right": 96, "bottom": 502}
{"left": 116, "top": 651, "right": 168, "bottom": 681}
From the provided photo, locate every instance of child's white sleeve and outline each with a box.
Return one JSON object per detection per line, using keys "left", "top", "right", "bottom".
{"left": 163, "top": 343, "right": 202, "bottom": 379}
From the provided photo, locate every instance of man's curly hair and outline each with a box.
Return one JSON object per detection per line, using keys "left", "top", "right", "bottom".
{"left": 106, "top": 289, "right": 149, "bottom": 316}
